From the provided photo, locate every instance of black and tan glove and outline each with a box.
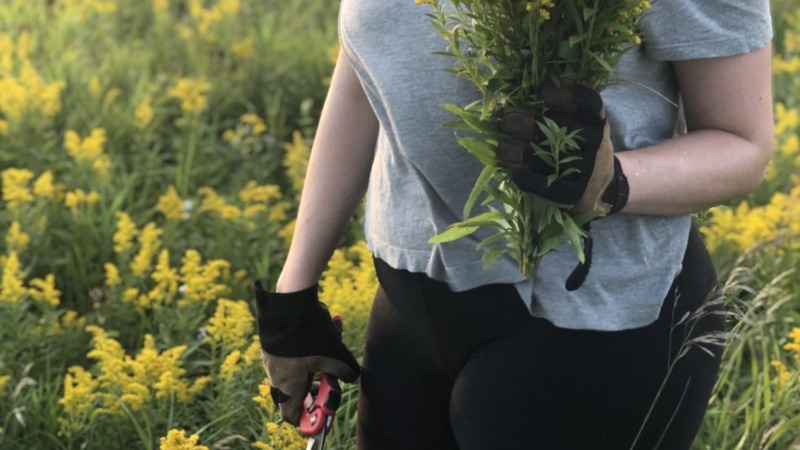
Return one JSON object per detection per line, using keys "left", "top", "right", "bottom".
{"left": 493, "top": 83, "right": 629, "bottom": 216}
{"left": 253, "top": 282, "right": 360, "bottom": 425}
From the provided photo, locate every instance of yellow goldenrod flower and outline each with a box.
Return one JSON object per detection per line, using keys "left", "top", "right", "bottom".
{"left": 92, "top": 154, "right": 113, "bottom": 178}
{"left": 28, "top": 274, "right": 61, "bottom": 307}
{"left": 205, "top": 299, "right": 253, "bottom": 352}
{"left": 283, "top": 131, "right": 310, "bottom": 194}
{"left": 6, "top": 221, "right": 31, "bottom": 251}
{"left": 243, "top": 336, "right": 262, "bottom": 366}
{"left": 219, "top": 350, "right": 242, "bottom": 381}
{"left": 153, "top": 0, "right": 170, "bottom": 13}
{"left": 64, "top": 128, "right": 107, "bottom": 161}
{"left": 60, "top": 366, "right": 99, "bottom": 417}
{"left": 240, "top": 113, "right": 268, "bottom": 134}
{"left": 238, "top": 181, "right": 281, "bottom": 204}
{"left": 168, "top": 78, "right": 212, "bottom": 115}
{"left": 33, "top": 171, "right": 57, "bottom": 198}
{"left": 134, "top": 95, "right": 155, "bottom": 130}
{"left": 0, "top": 251, "right": 26, "bottom": 303}
{"left": 122, "top": 287, "right": 140, "bottom": 303}
{"left": 319, "top": 241, "right": 378, "bottom": 323}
{"left": 217, "top": 0, "right": 240, "bottom": 15}
{"left": 198, "top": 187, "right": 241, "bottom": 220}
{"left": 254, "top": 422, "right": 307, "bottom": 450}
{"left": 60, "top": 310, "right": 86, "bottom": 330}
{"left": 2, "top": 168, "right": 35, "bottom": 207}
{"left": 252, "top": 378, "right": 276, "bottom": 413}
{"left": 152, "top": 249, "right": 180, "bottom": 296}
{"left": 179, "top": 250, "right": 231, "bottom": 304}
{"left": 64, "top": 189, "right": 85, "bottom": 208}
{"left": 232, "top": 37, "right": 254, "bottom": 61}
{"left": 88, "top": 76, "right": 103, "bottom": 97}
{"left": 113, "top": 211, "right": 137, "bottom": 253}
{"left": 785, "top": 327, "right": 800, "bottom": 356}
{"left": 104, "top": 263, "right": 122, "bottom": 286}
{"left": 131, "top": 222, "right": 163, "bottom": 277}
{"left": 0, "top": 374, "right": 10, "bottom": 395}
{"left": 159, "top": 429, "right": 208, "bottom": 450}
{"left": 157, "top": 186, "right": 185, "bottom": 220}
{"left": 770, "top": 360, "right": 792, "bottom": 388}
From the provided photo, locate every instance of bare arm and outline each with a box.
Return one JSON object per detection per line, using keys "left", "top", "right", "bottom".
{"left": 617, "top": 44, "right": 774, "bottom": 215}
{"left": 275, "top": 51, "right": 379, "bottom": 293}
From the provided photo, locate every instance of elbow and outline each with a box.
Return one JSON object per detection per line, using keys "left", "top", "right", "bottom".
{"left": 740, "top": 131, "right": 775, "bottom": 195}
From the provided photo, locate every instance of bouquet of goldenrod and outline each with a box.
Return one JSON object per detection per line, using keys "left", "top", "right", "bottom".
{"left": 424, "top": 0, "right": 651, "bottom": 286}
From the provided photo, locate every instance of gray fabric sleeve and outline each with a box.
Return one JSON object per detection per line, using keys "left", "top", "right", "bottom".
{"left": 642, "top": 0, "right": 772, "bottom": 61}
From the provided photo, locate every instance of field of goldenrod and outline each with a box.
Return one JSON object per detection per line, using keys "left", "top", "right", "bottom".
{"left": 0, "top": 0, "right": 798, "bottom": 449}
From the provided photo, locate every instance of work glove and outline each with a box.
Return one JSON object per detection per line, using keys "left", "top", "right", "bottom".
{"left": 253, "top": 282, "right": 360, "bottom": 425}
{"left": 493, "top": 83, "right": 629, "bottom": 216}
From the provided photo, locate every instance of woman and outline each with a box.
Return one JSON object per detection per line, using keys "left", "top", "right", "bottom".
{"left": 254, "top": 1, "right": 773, "bottom": 448}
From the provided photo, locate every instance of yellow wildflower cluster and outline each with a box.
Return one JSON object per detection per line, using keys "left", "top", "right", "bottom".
{"left": 231, "top": 37, "right": 254, "bottom": 60}
{"left": 168, "top": 78, "right": 212, "bottom": 115}
{"left": 60, "top": 327, "right": 210, "bottom": 420}
{"left": 0, "top": 33, "right": 65, "bottom": 122}
{"left": 525, "top": 0, "right": 554, "bottom": 22}
{"left": 205, "top": 298, "right": 253, "bottom": 352}
{"left": 0, "top": 374, "right": 10, "bottom": 396}
{"left": 131, "top": 223, "right": 164, "bottom": 277}
{"left": 766, "top": 103, "right": 800, "bottom": 180}
{"left": 222, "top": 113, "right": 269, "bottom": 148}
{"left": 113, "top": 211, "right": 137, "bottom": 253}
{"left": 134, "top": 95, "right": 155, "bottom": 130}
{"left": 178, "top": 249, "right": 231, "bottom": 305}
{"left": 770, "top": 327, "right": 800, "bottom": 389}
{"left": 774, "top": 35, "right": 800, "bottom": 75}
{"left": 0, "top": 252, "right": 27, "bottom": 303}
{"left": 252, "top": 378, "right": 276, "bottom": 414}
{"left": 153, "top": 0, "right": 170, "bottom": 14}
{"left": 199, "top": 183, "right": 288, "bottom": 225}
{"left": 2, "top": 168, "right": 35, "bottom": 208}
{"left": 64, "top": 188, "right": 101, "bottom": 209}
{"left": 186, "top": 0, "right": 241, "bottom": 39}
{"left": 159, "top": 429, "right": 209, "bottom": 450}
{"left": 319, "top": 241, "right": 377, "bottom": 327}
{"left": 114, "top": 248, "right": 231, "bottom": 312}
{"left": 64, "top": 128, "right": 113, "bottom": 177}
{"left": 157, "top": 186, "right": 187, "bottom": 221}
{"left": 700, "top": 182, "right": 800, "bottom": 254}
{"left": 5, "top": 221, "right": 30, "bottom": 252}
{"left": 253, "top": 422, "right": 307, "bottom": 450}
{"left": 283, "top": 131, "right": 310, "bottom": 196}
{"left": 28, "top": 274, "right": 62, "bottom": 307}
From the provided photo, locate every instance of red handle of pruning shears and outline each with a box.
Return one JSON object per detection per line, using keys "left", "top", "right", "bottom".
{"left": 299, "top": 372, "right": 342, "bottom": 437}
{"left": 299, "top": 314, "right": 344, "bottom": 440}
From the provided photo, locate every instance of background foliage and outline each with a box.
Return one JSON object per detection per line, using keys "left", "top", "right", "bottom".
{"left": 0, "top": 0, "right": 798, "bottom": 449}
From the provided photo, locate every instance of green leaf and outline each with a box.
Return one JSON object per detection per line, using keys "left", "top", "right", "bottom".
{"left": 476, "top": 231, "right": 509, "bottom": 250}
{"left": 456, "top": 136, "right": 496, "bottom": 166}
{"left": 428, "top": 225, "right": 479, "bottom": 244}
{"left": 482, "top": 246, "right": 506, "bottom": 268}
{"left": 464, "top": 165, "right": 497, "bottom": 219}
{"left": 459, "top": 210, "right": 506, "bottom": 228}
{"left": 443, "top": 104, "right": 498, "bottom": 136}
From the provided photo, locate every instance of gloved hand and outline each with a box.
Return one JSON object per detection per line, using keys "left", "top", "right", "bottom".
{"left": 493, "top": 83, "right": 629, "bottom": 216}
{"left": 253, "top": 281, "right": 360, "bottom": 425}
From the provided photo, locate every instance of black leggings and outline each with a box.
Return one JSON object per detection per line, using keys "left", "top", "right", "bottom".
{"left": 357, "top": 228, "right": 723, "bottom": 450}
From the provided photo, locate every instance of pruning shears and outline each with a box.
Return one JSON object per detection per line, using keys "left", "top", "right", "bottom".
{"left": 300, "top": 372, "right": 342, "bottom": 450}
{"left": 300, "top": 315, "right": 344, "bottom": 450}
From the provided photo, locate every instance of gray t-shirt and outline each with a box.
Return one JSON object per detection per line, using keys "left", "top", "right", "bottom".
{"left": 338, "top": 0, "right": 772, "bottom": 330}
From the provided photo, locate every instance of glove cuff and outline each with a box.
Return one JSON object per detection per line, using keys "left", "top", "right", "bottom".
{"left": 602, "top": 157, "right": 629, "bottom": 215}
{"left": 253, "top": 281, "right": 321, "bottom": 319}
